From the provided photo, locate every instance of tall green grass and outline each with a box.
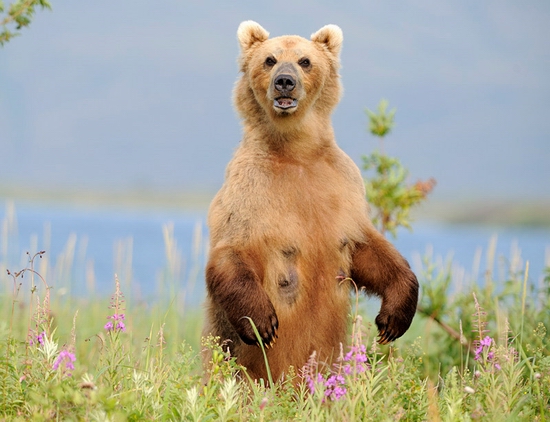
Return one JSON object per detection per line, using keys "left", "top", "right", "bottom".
{"left": 1, "top": 203, "right": 549, "bottom": 420}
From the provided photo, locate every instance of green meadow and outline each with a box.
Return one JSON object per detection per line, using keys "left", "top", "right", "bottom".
{"left": 1, "top": 211, "right": 549, "bottom": 421}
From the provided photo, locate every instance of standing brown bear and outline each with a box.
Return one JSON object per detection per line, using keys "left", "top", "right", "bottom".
{"left": 203, "top": 21, "right": 419, "bottom": 382}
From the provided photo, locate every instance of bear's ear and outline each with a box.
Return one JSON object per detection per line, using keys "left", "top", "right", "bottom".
{"left": 237, "top": 21, "right": 270, "bottom": 53}
{"left": 311, "top": 24, "right": 343, "bottom": 56}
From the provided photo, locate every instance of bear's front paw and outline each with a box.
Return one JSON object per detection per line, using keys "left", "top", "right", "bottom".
{"left": 236, "top": 307, "right": 279, "bottom": 348}
{"left": 375, "top": 313, "right": 403, "bottom": 345}
{"left": 375, "top": 269, "right": 419, "bottom": 344}
{"left": 375, "top": 296, "right": 417, "bottom": 344}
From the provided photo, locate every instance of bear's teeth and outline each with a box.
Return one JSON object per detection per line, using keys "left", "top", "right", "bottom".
{"left": 274, "top": 98, "right": 297, "bottom": 109}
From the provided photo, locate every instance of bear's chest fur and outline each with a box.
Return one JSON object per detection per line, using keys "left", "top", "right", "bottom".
{"left": 211, "top": 146, "right": 367, "bottom": 250}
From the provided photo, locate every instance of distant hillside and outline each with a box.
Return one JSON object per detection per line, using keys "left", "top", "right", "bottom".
{"left": 412, "top": 198, "right": 550, "bottom": 227}
{"left": 1, "top": 184, "right": 549, "bottom": 227}
{"left": 0, "top": 185, "right": 213, "bottom": 212}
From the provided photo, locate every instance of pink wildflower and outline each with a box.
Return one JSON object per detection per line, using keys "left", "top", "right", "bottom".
{"left": 306, "top": 373, "right": 324, "bottom": 394}
{"left": 480, "top": 336, "right": 492, "bottom": 347}
{"left": 53, "top": 349, "right": 76, "bottom": 376}
{"left": 474, "top": 335, "right": 501, "bottom": 370}
{"left": 324, "top": 374, "right": 347, "bottom": 401}
{"left": 104, "top": 277, "right": 126, "bottom": 333}
{"left": 105, "top": 313, "right": 126, "bottom": 332}
{"left": 474, "top": 336, "right": 493, "bottom": 361}
{"left": 29, "top": 330, "right": 46, "bottom": 346}
{"left": 342, "top": 344, "right": 369, "bottom": 373}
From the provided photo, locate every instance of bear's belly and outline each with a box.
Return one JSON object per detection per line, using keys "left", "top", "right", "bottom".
{"left": 276, "top": 266, "right": 300, "bottom": 305}
{"left": 246, "top": 259, "right": 351, "bottom": 380}
{"left": 262, "top": 236, "right": 352, "bottom": 361}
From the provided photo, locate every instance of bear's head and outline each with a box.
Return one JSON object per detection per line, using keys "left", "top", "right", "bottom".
{"left": 234, "top": 21, "right": 343, "bottom": 130}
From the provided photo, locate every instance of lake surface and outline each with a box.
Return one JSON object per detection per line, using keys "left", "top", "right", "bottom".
{"left": 1, "top": 200, "right": 549, "bottom": 306}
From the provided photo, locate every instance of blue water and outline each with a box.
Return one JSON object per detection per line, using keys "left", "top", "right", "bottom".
{"left": 1, "top": 201, "right": 549, "bottom": 305}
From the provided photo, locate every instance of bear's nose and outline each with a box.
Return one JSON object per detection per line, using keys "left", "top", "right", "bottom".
{"left": 274, "top": 74, "right": 296, "bottom": 93}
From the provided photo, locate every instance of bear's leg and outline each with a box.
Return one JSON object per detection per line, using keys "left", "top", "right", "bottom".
{"left": 350, "top": 227, "right": 419, "bottom": 344}
{"left": 206, "top": 246, "right": 279, "bottom": 347}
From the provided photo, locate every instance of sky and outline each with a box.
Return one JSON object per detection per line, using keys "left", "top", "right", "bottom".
{"left": 1, "top": 0, "right": 549, "bottom": 201}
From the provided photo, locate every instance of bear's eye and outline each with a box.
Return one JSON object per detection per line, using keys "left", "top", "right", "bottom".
{"left": 298, "top": 58, "right": 311, "bottom": 68}
{"left": 265, "top": 56, "right": 277, "bottom": 67}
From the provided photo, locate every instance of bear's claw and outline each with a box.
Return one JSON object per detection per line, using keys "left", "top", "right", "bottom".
{"left": 375, "top": 312, "right": 410, "bottom": 345}
{"left": 237, "top": 311, "right": 279, "bottom": 347}
{"left": 262, "top": 335, "right": 277, "bottom": 349}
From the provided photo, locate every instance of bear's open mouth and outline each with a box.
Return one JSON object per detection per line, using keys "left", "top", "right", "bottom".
{"left": 274, "top": 97, "right": 298, "bottom": 110}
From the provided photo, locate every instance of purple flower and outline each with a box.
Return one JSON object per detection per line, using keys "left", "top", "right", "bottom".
{"left": 480, "top": 336, "right": 492, "bottom": 347}
{"left": 331, "top": 386, "right": 347, "bottom": 401}
{"left": 324, "top": 374, "right": 347, "bottom": 401}
{"left": 344, "top": 344, "right": 366, "bottom": 362}
{"left": 53, "top": 349, "right": 76, "bottom": 376}
{"left": 104, "top": 276, "right": 127, "bottom": 333}
{"left": 112, "top": 313, "right": 125, "bottom": 321}
{"left": 325, "top": 375, "right": 337, "bottom": 388}
{"left": 29, "top": 331, "right": 46, "bottom": 346}
{"left": 308, "top": 378, "right": 316, "bottom": 394}
{"left": 474, "top": 336, "right": 494, "bottom": 361}
{"left": 306, "top": 372, "right": 324, "bottom": 394}
{"left": 342, "top": 344, "right": 369, "bottom": 373}
{"left": 474, "top": 347, "right": 483, "bottom": 361}
{"left": 303, "top": 343, "right": 371, "bottom": 402}
{"left": 355, "top": 353, "right": 368, "bottom": 364}
{"left": 347, "top": 345, "right": 366, "bottom": 360}
{"left": 473, "top": 336, "right": 501, "bottom": 370}
{"left": 105, "top": 313, "right": 126, "bottom": 332}
{"left": 306, "top": 377, "right": 315, "bottom": 394}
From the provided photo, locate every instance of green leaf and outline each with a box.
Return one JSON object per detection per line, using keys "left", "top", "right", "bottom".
{"left": 365, "top": 99, "right": 396, "bottom": 138}
{"left": 1, "top": 0, "right": 52, "bottom": 46}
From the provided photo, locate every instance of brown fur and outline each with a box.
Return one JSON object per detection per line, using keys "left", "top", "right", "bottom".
{"left": 203, "top": 21, "right": 419, "bottom": 382}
